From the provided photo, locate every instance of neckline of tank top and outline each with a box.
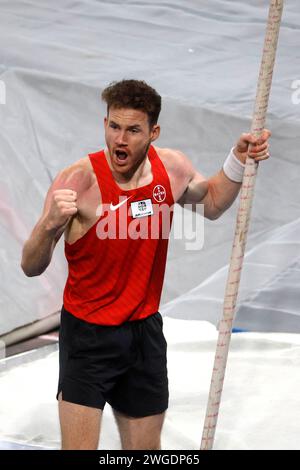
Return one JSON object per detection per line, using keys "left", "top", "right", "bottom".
{"left": 102, "top": 147, "right": 157, "bottom": 194}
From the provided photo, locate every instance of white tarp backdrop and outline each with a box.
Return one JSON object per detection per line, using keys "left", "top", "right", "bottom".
{"left": 1, "top": 0, "right": 299, "bottom": 335}
{"left": 1, "top": 0, "right": 300, "bottom": 451}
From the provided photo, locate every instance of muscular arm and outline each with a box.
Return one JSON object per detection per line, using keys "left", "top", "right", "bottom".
{"left": 176, "top": 130, "right": 270, "bottom": 220}
{"left": 180, "top": 167, "right": 242, "bottom": 220}
{"left": 21, "top": 213, "right": 67, "bottom": 277}
{"left": 160, "top": 147, "right": 240, "bottom": 219}
{"left": 21, "top": 162, "right": 92, "bottom": 277}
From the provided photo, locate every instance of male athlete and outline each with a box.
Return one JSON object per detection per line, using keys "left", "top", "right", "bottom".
{"left": 21, "top": 80, "right": 270, "bottom": 450}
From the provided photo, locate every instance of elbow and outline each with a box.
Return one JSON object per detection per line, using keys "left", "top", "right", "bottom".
{"left": 21, "top": 261, "right": 40, "bottom": 277}
{"left": 210, "top": 211, "right": 223, "bottom": 220}
{"left": 21, "top": 249, "right": 33, "bottom": 276}
{"left": 206, "top": 213, "right": 221, "bottom": 221}
{"left": 205, "top": 208, "right": 223, "bottom": 220}
{"left": 205, "top": 183, "right": 224, "bottom": 220}
{"left": 21, "top": 254, "right": 45, "bottom": 277}
{"left": 21, "top": 266, "right": 44, "bottom": 277}
{"left": 21, "top": 263, "right": 32, "bottom": 276}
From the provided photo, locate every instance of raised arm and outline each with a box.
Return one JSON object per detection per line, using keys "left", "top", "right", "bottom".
{"left": 21, "top": 161, "right": 92, "bottom": 277}
{"left": 178, "top": 130, "right": 271, "bottom": 220}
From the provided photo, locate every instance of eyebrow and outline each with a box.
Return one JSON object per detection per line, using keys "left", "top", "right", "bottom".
{"left": 110, "top": 120, "right": 142, "bottom": 129}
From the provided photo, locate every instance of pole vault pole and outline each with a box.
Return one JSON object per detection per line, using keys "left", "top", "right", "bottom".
{"left": 200, "top": 0, "right": 284, "bottom": 450}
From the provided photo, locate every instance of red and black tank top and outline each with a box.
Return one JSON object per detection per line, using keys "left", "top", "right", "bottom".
{"left": 63, "top": 145, "right": 174, "bottom": 325}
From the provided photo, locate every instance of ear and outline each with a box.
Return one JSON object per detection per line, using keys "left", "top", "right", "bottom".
{"left": 150, "top": 124, "right": 160, "bottom": 142}
{"left": 104, "top": 116, "right": 108, "bottom": 127}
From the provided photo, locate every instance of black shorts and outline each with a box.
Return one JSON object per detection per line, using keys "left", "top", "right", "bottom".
{"left": 56, "top": 306, "right": 169, "bottom": 417}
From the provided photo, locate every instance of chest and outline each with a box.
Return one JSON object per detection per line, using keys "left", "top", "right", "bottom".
{"left": 66, "top": 163, "right": 172, "bottom": 244}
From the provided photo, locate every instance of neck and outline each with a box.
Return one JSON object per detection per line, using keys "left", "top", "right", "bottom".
{"left": 119, "top": 157, "right": 148, "bottom": 186}
{"left": 105, "top": 148, "right": 150, "bottom": 188}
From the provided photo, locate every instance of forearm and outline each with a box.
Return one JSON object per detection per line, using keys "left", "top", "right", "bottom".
{"left": 204, "top": 146, "right": 245, "bottom": 219}
{"left": 21, "top": 217, "right": 60, "bottom": 277}
{"left": 206, "top": 169, "right": 242, "bottom": 219}
{"left": 182, "top": 131, "right": 270, "bottom": 219}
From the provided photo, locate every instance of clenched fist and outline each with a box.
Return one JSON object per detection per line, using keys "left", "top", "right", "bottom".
{"left": 45, "top": 189, "right": 78, "bottom": 230}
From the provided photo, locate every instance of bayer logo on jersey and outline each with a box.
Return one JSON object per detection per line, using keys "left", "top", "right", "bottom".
{"left": 153, "top": 185, "right": 166, "bottom": 203}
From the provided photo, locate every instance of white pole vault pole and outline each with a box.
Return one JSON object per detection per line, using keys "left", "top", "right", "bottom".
{"left": 201, "top": 0, "right": 284, "bottom": 450}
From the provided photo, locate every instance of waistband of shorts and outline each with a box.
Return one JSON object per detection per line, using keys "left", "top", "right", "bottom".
{"left": 61, "top": 305, "right": 160, "bottom": 328}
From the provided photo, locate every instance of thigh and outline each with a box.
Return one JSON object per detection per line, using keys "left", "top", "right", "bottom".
{"left": 113, "top": 408, "right": 166, "bottom": 450}
{"left": 58, "top": 392, "right": 102, "bottom": 450}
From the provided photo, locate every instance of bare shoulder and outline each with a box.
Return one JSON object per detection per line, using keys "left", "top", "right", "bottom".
{"left": 52, "top": 156, "right": 95, "bottom": 194}
{"left": 154, "top": 146, "right": 194, "bottom": 179}
{"left": 153, "top": 146, "right": 196, "bottom": 202}
{"left": 155, "top": 146, "right": 191, "bottom": 164}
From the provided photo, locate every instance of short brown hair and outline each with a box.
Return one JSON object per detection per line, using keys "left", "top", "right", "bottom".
{"left": 101, "top": 79, "right": 161, "bottom": 127}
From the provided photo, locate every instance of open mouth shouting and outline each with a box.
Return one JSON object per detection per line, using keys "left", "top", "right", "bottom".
{"left": 114, "top": 149, "right": 129, "bottom": 165}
